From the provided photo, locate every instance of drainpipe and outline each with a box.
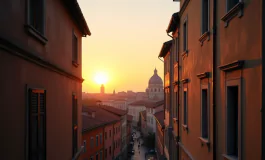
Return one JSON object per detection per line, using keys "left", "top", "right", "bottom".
{"left": 212, "top": 0, "right": 217, "bottom": 159}
{"left": 167, "top": 32, "right": 174, "bottom": 159}
{"left": 177, "top": 32, "right": 180, "bottom": 160}
{"left": 261, "top": 1, "right": 265, "bottom": 159}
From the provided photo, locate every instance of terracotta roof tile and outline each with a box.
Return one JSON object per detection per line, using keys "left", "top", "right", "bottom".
{"left": 99, "top": 105, "right": 127, "bottom": 116}
{"left": 82, "top": 106, "right": 120, "bottom": 131}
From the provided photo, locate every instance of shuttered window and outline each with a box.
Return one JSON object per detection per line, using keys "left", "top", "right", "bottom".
{"left": 28, "top": 89, "right": 46, "bottom": 160}
{"left": 72, "top": 95, "right": 78, "bottom": 156}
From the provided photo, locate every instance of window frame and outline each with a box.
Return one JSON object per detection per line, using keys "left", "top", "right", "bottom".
{"left": 182, "top": 87, "right": 188, "bottom": 130}
{"left": 72, "top": 30, "right": 79, "bottom": 67}
{"left": 26, "top": 87, "right": 47, "bottom": 160}
{"left": 226, "top": 0, "right": 241, "bottom": 13}
{"left": 72, "top": 94, "right": 78, "bottom": 156}
{"left": 201, "top": 0, "right": 210, "bottom": 35}
{"left": 224, "top": 79, "right": 242, "bottom": 159}
{"left": 183, "top": 16, "right": 188, "bottom": 52}
{"left": 90, "top": 137, "right": 94, "bottom": 148}
{"left": 200, "top": 84, "right": 210, "bottom": 142}
{"left": 25, "top": 0, "right": 47, "bottom": 44}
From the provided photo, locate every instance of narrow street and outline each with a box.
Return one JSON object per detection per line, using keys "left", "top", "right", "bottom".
{"left": 130, "top": 131, "right": 148, "bottom": 160}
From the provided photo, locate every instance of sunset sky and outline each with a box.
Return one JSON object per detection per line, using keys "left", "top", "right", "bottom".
{"left": 78, "top": 0, "right": 179, "bottom": 93}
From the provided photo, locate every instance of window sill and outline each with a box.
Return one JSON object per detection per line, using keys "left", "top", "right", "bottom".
{"left": 181, "top": 50, "right": 188, "bottom": 59}
{"left": 199, "top": 31, "right": 210, "bottom": 46}
{"left": 72, "top": 61, "right": 79, "bottom": 67}
{"left": 222, "top": 154, "right": 238, "bottom": 160}
{"left": 182, "top": 124, "right": 188, "bottom": 132}
{"left": 221, "top": 2, "right": 244, "bottom": 27}
{"left": 198, "top": 137, "right": 210, "bottom": 147}
{"left": 24, "top": 25, "right": 47, "bottom": 45}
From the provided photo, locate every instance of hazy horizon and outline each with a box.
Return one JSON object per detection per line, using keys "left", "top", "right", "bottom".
{"left": 78, "top": 0, "right": 180, "bottom": 93}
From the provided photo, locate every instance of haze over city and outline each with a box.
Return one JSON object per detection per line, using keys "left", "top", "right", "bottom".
{"left": 78, "top": 0, "right": 179, "bottom": 93}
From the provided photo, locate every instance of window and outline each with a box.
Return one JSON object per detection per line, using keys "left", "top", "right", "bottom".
{"left": 96, "top": 153, "right": 98, "bottom": 160}
{"left": 90, "top": 137, "right": 94, "bottom": 148}
{"left": 96, "top": 135, "right": 99, "bottom": 146}
{"left": 226, "top": 86, "right": 239, "bottom": 157}
{"left": 227, "top": 0, "right": 239, "bottom": 11}
{"left": 28, "top": 0, "right": 45, "bottom": 34}
{"left": 201, "top": 89, "right": 209, "bottom": 139}
{"left": 109, "top": 130, "right": 111, "bottom": 137}
{"left": 175, "top": 38, "right": 178, "bottom": 62}
{"left": 183, "top": 19, "right": 188, "bottom": 51}
{"left": 90, "top": 156, "right": 93, "bottom": 160}
{"left": 28, "top": 89, "right": 46, "bottom": 160}
{"left": 100, "top": 151, "right": 103, "bottom": 160}
{"left": 100, "top": 133, "right": 102, "bottom": 144}
{"left": 105, "top": 149, "right": 107, "bottom": 158}
{"left": 183, "top": 90, "right": 188, "bottom": 125}
{"left": 72, "top": 94, "right": 78, "bottom": 156}
{"left": 109, "top": 146, "right": 111, "bottom": 155}
{"left": 105, "top": 132, "right": 107, "bottom": 140}
{"left": 83, "top": 140, "right": 87, "bottom": 152}
{"left": 72, "top": 32, "right": 78, "bottom": 64}
{"left": 201, "top": 0, "right": 209, "bottom": 34}
{"left": 114, "top": 127, "right": 115, "bottom": 135}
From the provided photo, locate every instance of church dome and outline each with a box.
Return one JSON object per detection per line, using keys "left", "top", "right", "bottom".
{"left": 148, "top": 68, "right": 163, "bottom": 85}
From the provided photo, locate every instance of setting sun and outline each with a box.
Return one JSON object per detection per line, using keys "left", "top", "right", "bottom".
{"left": 94, "top": 72, "right": 108, "bottom": 84}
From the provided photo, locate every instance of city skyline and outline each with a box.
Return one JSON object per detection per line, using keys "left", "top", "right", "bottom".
{"left": 78, "top": 0, "right": 179, "bottom": 93}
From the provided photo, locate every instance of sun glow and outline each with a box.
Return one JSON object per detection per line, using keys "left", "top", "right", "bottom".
{"left": 94, "top": 72, "right": 108, "bottom": 85}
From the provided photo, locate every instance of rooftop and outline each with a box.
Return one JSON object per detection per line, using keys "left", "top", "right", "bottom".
{"left": 100, "top": 105, "right": 127, "bottom": 116}
{"left": 82, "top": 106, "right": 120, "bottom": 132}
{"left": 129, "top": 100, "right": 154, "bottom": 106}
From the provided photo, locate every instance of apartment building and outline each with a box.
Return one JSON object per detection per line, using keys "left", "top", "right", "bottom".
{"left": 0, "top": 1, "right": 90, "bottom": 159}
{"left": 82, "top": 106, "right": 121, "bottom": 160}
{"left": 159, "top": 0, "right": 264, "bottom": 159}
{"left": 100, "top": 105, "right": 128, "bottom": 159}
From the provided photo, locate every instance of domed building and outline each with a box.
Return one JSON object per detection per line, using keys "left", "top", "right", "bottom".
{"left": 146, "top": 68, "right": 164, "bottom": 100}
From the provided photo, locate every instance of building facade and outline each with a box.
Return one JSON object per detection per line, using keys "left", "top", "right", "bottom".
{"left": 146, "top": 100, "right": 164, "bottom": 134}
{"left": 154, "top": 111, "right": 165, "bottom": 160}
{"left": 100, "top": 105, "right": 128, "bottom": 160}
{"left": 159, "top": 0, "right": 263, "bottom": 160}
{"left": 0, "top": 1, "right": 90, "bottom": 160}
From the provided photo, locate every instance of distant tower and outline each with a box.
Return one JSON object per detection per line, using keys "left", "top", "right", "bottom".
{"left": 100, "top": 84, "right": 105, "bottom": 94}
{"left": 113, "top": 89, "right": 116, "bottom": 95}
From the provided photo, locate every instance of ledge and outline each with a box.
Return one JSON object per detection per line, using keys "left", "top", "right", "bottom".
{"left": 24, "top": 25, "right": 48, "bottom": 45}
{"left": 72, "top": 61, "right": 79, "bottom": 67}
{"left": 197, "top": 72, "right": 210, "bottom": 79}
{"left": 198, "top": 137, "right": 210, "bottom": 147}
{"left": 181, "top": 50, "right": 189, "bottom": 59}
{"left": 0, "top": 36, "right": 84, "bottom": 83}
{"left": 199, "top": 31, "right": 210, "bottom": 46}
{"left": 222, "top": 154, "right": 238, "bottom": 160}
{"left": 182, "top": 124, "right": 188, "bottom": 131}
{"left": 179, "top": 0, "right": 190, "bottom": 16}
{"left": 219, "top": 60, "right": 244, "bottom": 72}
{"left": 221, "top": 2, "right": 244, "bottom": 27}
{"left": 181, "top": 78, "right": 189, "bottom": 84}
{"left": 174, "top": 81, "right": 180, "bottom": 85}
